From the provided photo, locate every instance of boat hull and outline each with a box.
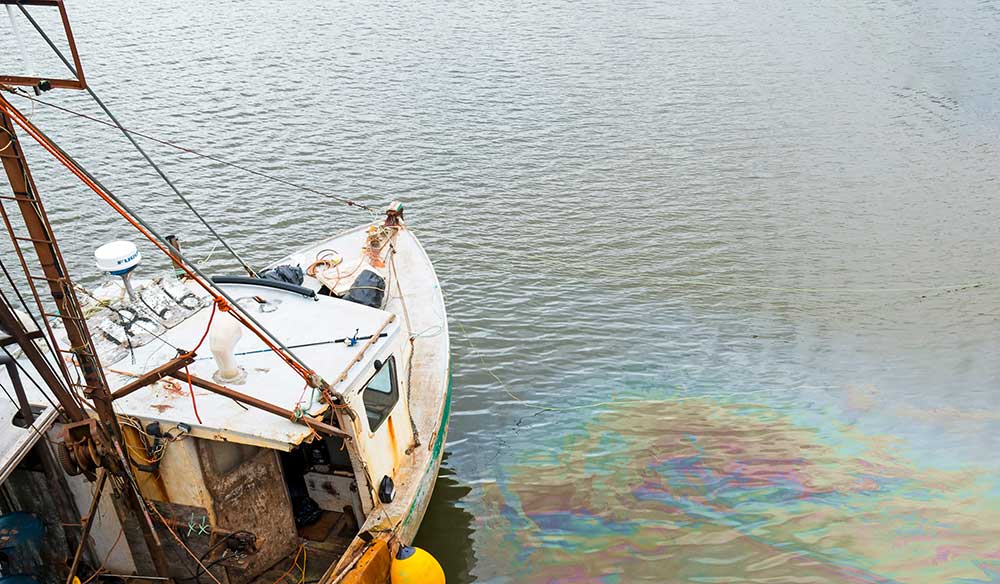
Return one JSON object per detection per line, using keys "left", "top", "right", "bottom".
{"left": 283, "top": 223, "right": 452, "bottom": 584}
{"left": 398, "top": 366, "right": 452, "bottom": 543}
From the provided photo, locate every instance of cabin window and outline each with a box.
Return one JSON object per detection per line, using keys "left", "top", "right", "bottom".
{"left": 361, "top": 356, "right": 398, "bottom": 433}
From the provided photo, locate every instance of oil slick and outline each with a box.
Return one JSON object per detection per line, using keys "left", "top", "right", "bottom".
{"left": 478, "top": 398, "right": 1000, "bottom": 583}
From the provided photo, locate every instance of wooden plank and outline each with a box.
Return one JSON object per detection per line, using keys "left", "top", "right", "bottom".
{"left": 167, "top": 372, "right": 351, "bottom": 440}
{"left": 333, "top": 314, "right": 396, "bottom": 387}
{"left": 109, "top": 353, "right": 195, "bottom": 400}
{"left": 335, "top": 538, "right": 391, "bottom": 584}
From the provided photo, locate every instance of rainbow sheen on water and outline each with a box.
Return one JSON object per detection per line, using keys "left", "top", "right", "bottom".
{"left": 475, "top": 398, "right": 1000, "bottom": 583}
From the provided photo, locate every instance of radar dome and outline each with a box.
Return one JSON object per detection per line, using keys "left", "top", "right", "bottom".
{"left": 95, "top": 240, "right": 141, "bottom": 276}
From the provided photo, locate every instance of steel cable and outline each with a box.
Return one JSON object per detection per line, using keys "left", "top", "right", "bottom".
{"left": 3, "top": 88, "right": 377, "bottom": 215}
{"left": 14, "top": 0, "right": 259, "bottom": 277}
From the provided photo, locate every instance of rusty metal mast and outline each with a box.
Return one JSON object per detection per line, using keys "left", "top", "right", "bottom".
{"left": 0, "top": 0, "right": 173, "bottom": 579}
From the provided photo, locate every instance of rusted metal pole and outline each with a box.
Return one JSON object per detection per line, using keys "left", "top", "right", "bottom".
{"left": 0, "top": 296, "right": 86, "bottom": 421}
{"left": 52, "top": 0, "right": 86, "bottom": 88}
{"left": 168, "top": 372, "right": 351, "bottom": 439}
{"left": 0, "top": 0, "right": 87, "bottom": 91}
{"left": 65, "top": 469, "right": 107, "bottom": 584}
{"left": 0, "top": 296, "right": 94, "bottom": 569}
{"left": 0, "top": 105, "right": 107, "bottom": 412}
{"left": 0, "top": 353, "right": 33, "bottom": 423}
{"left": 109, "top": 353, "right": 196, "bottom": 400}
{"left": 0, "top": 100, "right": 174, "bottom": 582}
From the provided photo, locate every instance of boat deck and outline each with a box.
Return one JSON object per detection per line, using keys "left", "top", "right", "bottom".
{"left": 80, "top": 277, "right": 403, "bottom": 450}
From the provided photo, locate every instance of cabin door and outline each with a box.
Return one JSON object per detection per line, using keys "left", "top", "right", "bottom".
{"left": 357, "top": 355, "right": 409, "bottom": 497}
{"left": 197, "top": 440, "right": 298, "bottom": 581}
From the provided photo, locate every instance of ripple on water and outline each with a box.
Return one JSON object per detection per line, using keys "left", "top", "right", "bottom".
{"left": 1, "top": 0, "right": 998, "bottom": 582}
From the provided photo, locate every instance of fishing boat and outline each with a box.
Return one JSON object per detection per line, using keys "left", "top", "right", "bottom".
{"left": 0, "top": 2, "right": 450, "bottom": 583}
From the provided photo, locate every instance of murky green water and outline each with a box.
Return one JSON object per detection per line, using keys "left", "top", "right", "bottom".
{"left": 3, "top": 0, "right": 999, "bottom": 582}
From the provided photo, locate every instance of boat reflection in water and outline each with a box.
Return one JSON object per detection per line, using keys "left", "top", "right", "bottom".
{"left": 414, "top": 456, "right": 478, "bottom": 584}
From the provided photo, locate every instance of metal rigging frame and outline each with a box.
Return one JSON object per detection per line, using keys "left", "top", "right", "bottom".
{"left": 0, "top": 0, "right": 86, "bottom": 91}
{"left": 0, "top": 0, "right": 173, "bottom": 579}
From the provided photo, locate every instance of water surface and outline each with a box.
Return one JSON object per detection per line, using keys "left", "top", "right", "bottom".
{"left": 2, "top": 0, "right": 999, "bottom": 582}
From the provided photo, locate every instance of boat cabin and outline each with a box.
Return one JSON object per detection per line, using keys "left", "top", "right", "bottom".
{"left": 98, "top": 274, "right": 416, "bottom": 581}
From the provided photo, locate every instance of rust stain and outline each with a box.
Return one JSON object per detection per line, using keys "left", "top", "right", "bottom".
{"left": 160, "top": 379, "right": 186, "bottom": 397}
{"left": 151, "top": 404, "right": 172, "bottom": 413}
{"left": 387, "top": 417, "right": 399, "bottom": 472}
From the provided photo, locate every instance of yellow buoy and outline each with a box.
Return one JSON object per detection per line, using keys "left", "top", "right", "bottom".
{"left": 390, "top": 545, "right": 445, "bottom": 584}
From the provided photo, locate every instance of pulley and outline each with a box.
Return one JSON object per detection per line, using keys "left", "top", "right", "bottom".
{"left": 57, "top": 419, "right": 109, "bottom": 481}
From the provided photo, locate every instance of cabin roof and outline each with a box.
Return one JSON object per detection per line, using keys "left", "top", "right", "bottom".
{"left": 103, "top": 279, "right": 401, "bottom": 450}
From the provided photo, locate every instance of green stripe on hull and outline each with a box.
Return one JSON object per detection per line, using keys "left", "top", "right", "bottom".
{"left": 401, "top": 362, "right": 453, "bottom": 535}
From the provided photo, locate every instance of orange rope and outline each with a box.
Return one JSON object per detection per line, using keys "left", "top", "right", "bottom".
{"left": 184, "top": 365, "right": 203, "bottom": 424}
{"left": 291, "top": 382, "right": 310, "bottom": 418}
{"left": 0, "top": 100, "right": 320, "bottom": 386}
{"left": 183, "top": 300, "right": 217, "bottom": 358}
{"left": 270, "top": 544, "right": 306, "bottom": 584}
{"left": 180, "top": 299, "right": 215, "bottom": 425}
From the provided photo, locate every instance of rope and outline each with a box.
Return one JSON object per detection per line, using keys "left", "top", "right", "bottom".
{"left": 682, "top": 279, "right": 989, "bottom": 294}
{"left": 270, "top": 544, "right": 307, "bottom": 584}
{"left": 388, "top": 243, "right": 413, "bottom": 335}
{"left": 455, "top": 318, "right": 624, "bottom": 413}
{"left": 291, "top": 383, "right": 310, "bottom": 421}
{"left": 186, "top": 301, "right": 217, "bottom": 357}
{"left": 147, "top": 503, "right": 224, "bottom": 584}
{"left": 178, "top": 303, "right": 218, "bottom": 426}
{"left": 307, "top": 252, "right": 367, "bottom": 292}
{"left": 2, "top": 89, "right": 377, "bottom": 215}
{"left": 386, "top": 237, "right": 422, "bottom": 444}
{"left": 79, "top": 525, "right": 125, "bottom": 584}
{"left": 10, "top": 3, "right": 259, "bottom": 277}
{"left": 183, "top": 365, "right": 203, "bottom": 425}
